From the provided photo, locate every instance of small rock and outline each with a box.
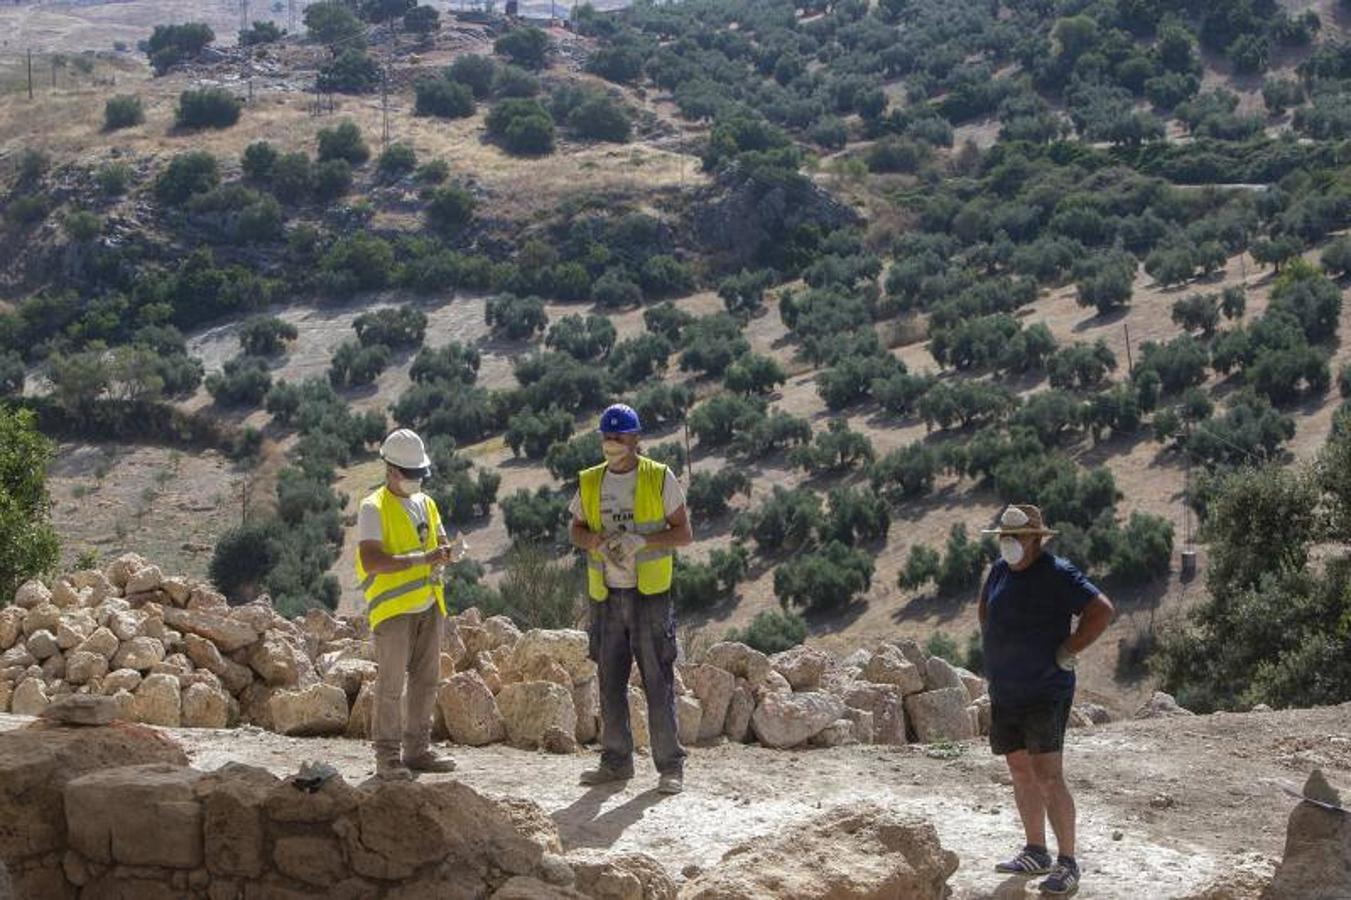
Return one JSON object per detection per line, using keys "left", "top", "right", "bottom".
{"left": 40, "top": 694, "right": 118, "bottom": 726}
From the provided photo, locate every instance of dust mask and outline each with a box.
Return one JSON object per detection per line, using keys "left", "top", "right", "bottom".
{"left": 999, "top": 537, "right": 1024, "bottom": 566}
{"left": 602, "top": 439, "right": 631, "bottom": 468}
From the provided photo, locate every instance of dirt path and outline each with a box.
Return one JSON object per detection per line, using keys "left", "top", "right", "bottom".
{"left": 6, "top": 702, "right": 1345, "bottom": 898}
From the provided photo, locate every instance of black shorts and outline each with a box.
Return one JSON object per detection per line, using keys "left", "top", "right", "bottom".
{"left": 989, "top": 695, "right": 1072, "bottom": 756}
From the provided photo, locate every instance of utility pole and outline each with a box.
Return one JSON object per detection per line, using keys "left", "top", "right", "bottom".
{"left": 1123, "top": 321, "right": 1134, "bottom": 374}
{"left": 50, "top": 57, "right": 57, "bottom": 88}
{"left": 288, "top": 0, "right": 297, "bottom": 32}
{"left": 26, "top": 48, "right": 33, "bottom": 100}
{"left": 380, "top": 63, "right": 390, "bottom": 149}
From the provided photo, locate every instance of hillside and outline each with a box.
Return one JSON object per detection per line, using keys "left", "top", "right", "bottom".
{"left": 4, "top": 0, "right": 1351, "bottom": 721}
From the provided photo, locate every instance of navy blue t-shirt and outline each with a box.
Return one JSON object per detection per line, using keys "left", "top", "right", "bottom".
{"left": 981, "top": 552, "right": 1100, "bottom": 707}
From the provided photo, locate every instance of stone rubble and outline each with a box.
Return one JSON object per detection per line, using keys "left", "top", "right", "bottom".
{"left": 0, "top": 555, "right": 1129, "bottom": 752}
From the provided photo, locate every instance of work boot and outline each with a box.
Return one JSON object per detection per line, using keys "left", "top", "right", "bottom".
{"left": 404, "top": 750, "right": 457, "bottom": 773}
{"left": 579, "top": 764, "right": 633, "bottom": 786}
{"left": 657, "top": 772, "right": 683, "bottom": 795}
{"left": 375, "top": 758, "right": 414, "bottom": 781}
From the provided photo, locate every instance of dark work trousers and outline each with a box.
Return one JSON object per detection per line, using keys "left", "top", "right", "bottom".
{"left": 587, "top": 588, "right": 686, "bottom": 776}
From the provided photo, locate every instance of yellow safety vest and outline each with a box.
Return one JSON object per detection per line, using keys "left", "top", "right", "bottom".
{"left": 579, "top": 456, "right": 674, "bottom": 601}
{"left": 354, "top": 487, "right": 446, "bottom": 629}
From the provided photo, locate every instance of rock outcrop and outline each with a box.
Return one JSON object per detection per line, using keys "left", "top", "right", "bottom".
{"left": 681, "top": 802, "right": 959, "bottom": 899}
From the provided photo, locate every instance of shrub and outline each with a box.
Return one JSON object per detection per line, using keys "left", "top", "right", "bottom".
{"left": 501, "top": 487, "right": 569, "bottom": 542}
{"left": 726, "top": 610, "right": 807, "bottom": 655}
{"left": 486, "top": 98, "right": 555, "bottom": 155}
{"left": 304, "top": 0, "right": 365, "bottom": 47}
{"left": 377, "top": 143, "right": 417, "bottom": 181}
{"left": 448, "top": 54, "right": 495, "bottom": 98}
{"left": 415, "top": 159, "right": 450, "bottom": 184}
{"left": 687, "top": 469, "right": 752, "bottom": 519}
{"left": 546, "top": 314, "right": 616, "bottom": 361}
{"left": 328, "top": 340, "right": 390, "bottom": 388}
{"left": 819, "top": 486, "right": 890, "bottom": 545}
{"left": 176, "top": 88, "right": 241, "bottom": 129}
{"left": 733, "top": 410, "right": 811, "bottom": 459}
{"left": 568, "top": 94, "right": 631, "bottom": 142}
{"left": 494, "top": 26, "right": 550, "bottom": 69}
{"left": 0, "top": 408, "right": 60, "bottom": 600}
{"left": 591, "top": 269, "right": 642, "bottom": 308}
{"left": 506, "top": 407, "right": 573, "bottom": 459}
{"left": 241, "top": 141, "right": 279, "bottom": 182}
{"left": 239, "top": 20, "right": 284, "bottom": 46}
{"left": 424, "top": 184, "right": 476, "bottom": 237}
{"left": 545, "top": 432, "right": 601, "bottom": 482}
{"left": 104, "top": 95, "right": 144, "bottom": 130}
{"left": 788, "top": 419, "right": 874, "bottom": 473}
{"left": 866, "top": 138, "right": 929, "bottom": 174}
{"left": 415, "top": 77, "right": 475, "bottom": 118}
{"left": 607, "top": 334, "right": 672, "bottom": 383}
{"left": 155, "top": 151, "right": 220, "bottom": 205}
{"left": 1106, "top": 513, "right": 1174, "bottom": 584}
{"left": 733, "top": 485, "right": 821, "bottom": 554}
{"left": 145, "top": 22, "right": 214, "bottom": 73}
{"left": 718, "top": 269, "right": 774, "bottom": 320}
{"left": 494, "top": 64, "right": 541, "bottom": 98}
{"left": 312, "top": 159, "right": 353, "bottom": 202}
{"left": 269, "top": 152, "right": 314, "bottom": 203}
{"left": 96, "top": 162, "right": 132, "bottom": 196}
{"left": 688, "top": 393, "right": 765, "bottom": 447}
{"left": 319, "top": 49, "right": 380, "bottom": 94}
{"left": 774, "top": 540, "right": 874, "bottom": 612}
{"left": 870, "top": 442, "right": 938, "bottom": 503}
{"left": 238, "top": 316, "right": 299, "bottom": 356}
{"left": 671, "top": 546, "right": 747, "bottom": 612}
{"left": 317, "top": 120, "right": 370, "bottom": 164}
{"left": 628, "top": 382, "right": 692, "bottom": 428}
{"left": 209, "top": 521, "right": 277, "bottom": 602}
{"left": 354, "top": 306, "right": 426, "bottom": 349}
{"left": 679, "top": 314, "right": 749, "bottom": 377}
{"left": 321, "top": 233, "right": 395, "bottom": 293}
{"left": 1321, "top": 238, "right": 1351, "bottom": 277}
{"left": 1171, "top": 293, "right": 1221, "bottom": 336}
{"left": 723, "top": 353, "right": 785, "bottom": 396}
{"left": 404, "top": 4, "right": 440, "bottom": 34}
{"left": 1074, "top": 251, "right": 1135, "bottom": 313}
{"left": 206, "top": 355, "right": 272, "bottom": 407}
{"left": 485, "top": 294, "right": 547, "bottom": 340}
{"left": 639, "top": 255, "right": 694, "bottom": 298}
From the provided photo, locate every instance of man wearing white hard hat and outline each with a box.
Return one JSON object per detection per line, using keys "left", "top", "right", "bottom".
{"left": 978, "top": 503, "right": 1114, "bottom": 897}
{"left": 355, "top": 428, "right": 465, "bottom": 780}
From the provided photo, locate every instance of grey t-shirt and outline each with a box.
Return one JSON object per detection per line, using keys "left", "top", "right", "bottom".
{"left": 568, "top": 467, "right": 686, "bottom": 589}
{"left": 357, "top": 492, "right": 449, "bottom": 614}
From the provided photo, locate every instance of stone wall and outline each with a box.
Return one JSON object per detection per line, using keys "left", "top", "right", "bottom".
{"left": 0, "top": 720, "right": 673, "bottom": 899}
{"left": 0, "top": 554, "right": 1122, "bottom": 753}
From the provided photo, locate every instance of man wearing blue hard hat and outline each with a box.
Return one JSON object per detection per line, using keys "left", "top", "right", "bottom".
{"left": 568, "top": 403, "right": 692, "bottom": 794}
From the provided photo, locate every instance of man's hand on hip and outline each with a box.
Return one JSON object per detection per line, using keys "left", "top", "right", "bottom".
{"left": 1055, "top": 642, "right": 1078, "bottom": 671}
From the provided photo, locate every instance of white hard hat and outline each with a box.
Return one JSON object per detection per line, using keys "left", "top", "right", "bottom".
{"left": 380, "top": 429, "right": 432, "bottom": 474}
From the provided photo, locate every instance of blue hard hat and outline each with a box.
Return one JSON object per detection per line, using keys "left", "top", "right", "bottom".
{"left": 598, "top": 403, "right": 642, "bottom": 435}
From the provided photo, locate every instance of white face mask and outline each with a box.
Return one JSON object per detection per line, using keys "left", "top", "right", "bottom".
{"left": 999, "top": 536, "right": 1025, "bottom": 567}
{"left": 393, "top": 474, "right": 422, "bottom": 495}
{"left": 602, "top": 439, "right": 631, "bottom": 468}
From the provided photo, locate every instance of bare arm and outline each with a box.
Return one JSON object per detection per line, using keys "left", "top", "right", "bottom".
{"left": 1063, "top": 594, "right": 1115, "bottom": 654}
{"left": 358, "top": 539, "right": 448, "bottom": 576}
{"left": 641, "top": 505, "right": 693, "bottom": 550}
{"left": 570, "top": 516, "right": 604, "bottom": 552}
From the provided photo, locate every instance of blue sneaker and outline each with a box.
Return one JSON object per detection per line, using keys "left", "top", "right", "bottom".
{"left": 995, "top": 845, "right": 1053, "bottom": 875}
{"left": 1039, "top": 858, "right": 1080, "bottom": 896}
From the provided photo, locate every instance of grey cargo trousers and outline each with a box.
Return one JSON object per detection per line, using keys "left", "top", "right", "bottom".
{"left": 588, "top": 588, "right": 686, "bottom": 776}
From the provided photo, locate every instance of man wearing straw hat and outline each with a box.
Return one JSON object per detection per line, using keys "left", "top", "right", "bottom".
{"left": 978, "top": 504, "right": 1115, "bottom": 897}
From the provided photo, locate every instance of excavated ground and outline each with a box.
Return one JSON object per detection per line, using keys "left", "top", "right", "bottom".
{"left": 5, "top": 701, "right": 1346, "bottom": 898}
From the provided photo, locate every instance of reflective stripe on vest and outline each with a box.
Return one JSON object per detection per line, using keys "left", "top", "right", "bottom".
{"left": 578, "top": 456, "right": 674, "bottom": 601}
{"left": 353, "top": 487, "right": 446, "bottom": 629}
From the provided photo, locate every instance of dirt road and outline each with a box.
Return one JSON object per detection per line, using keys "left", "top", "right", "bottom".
{"left": 7, "top": 702, "right": 1346, "bottom": 898}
